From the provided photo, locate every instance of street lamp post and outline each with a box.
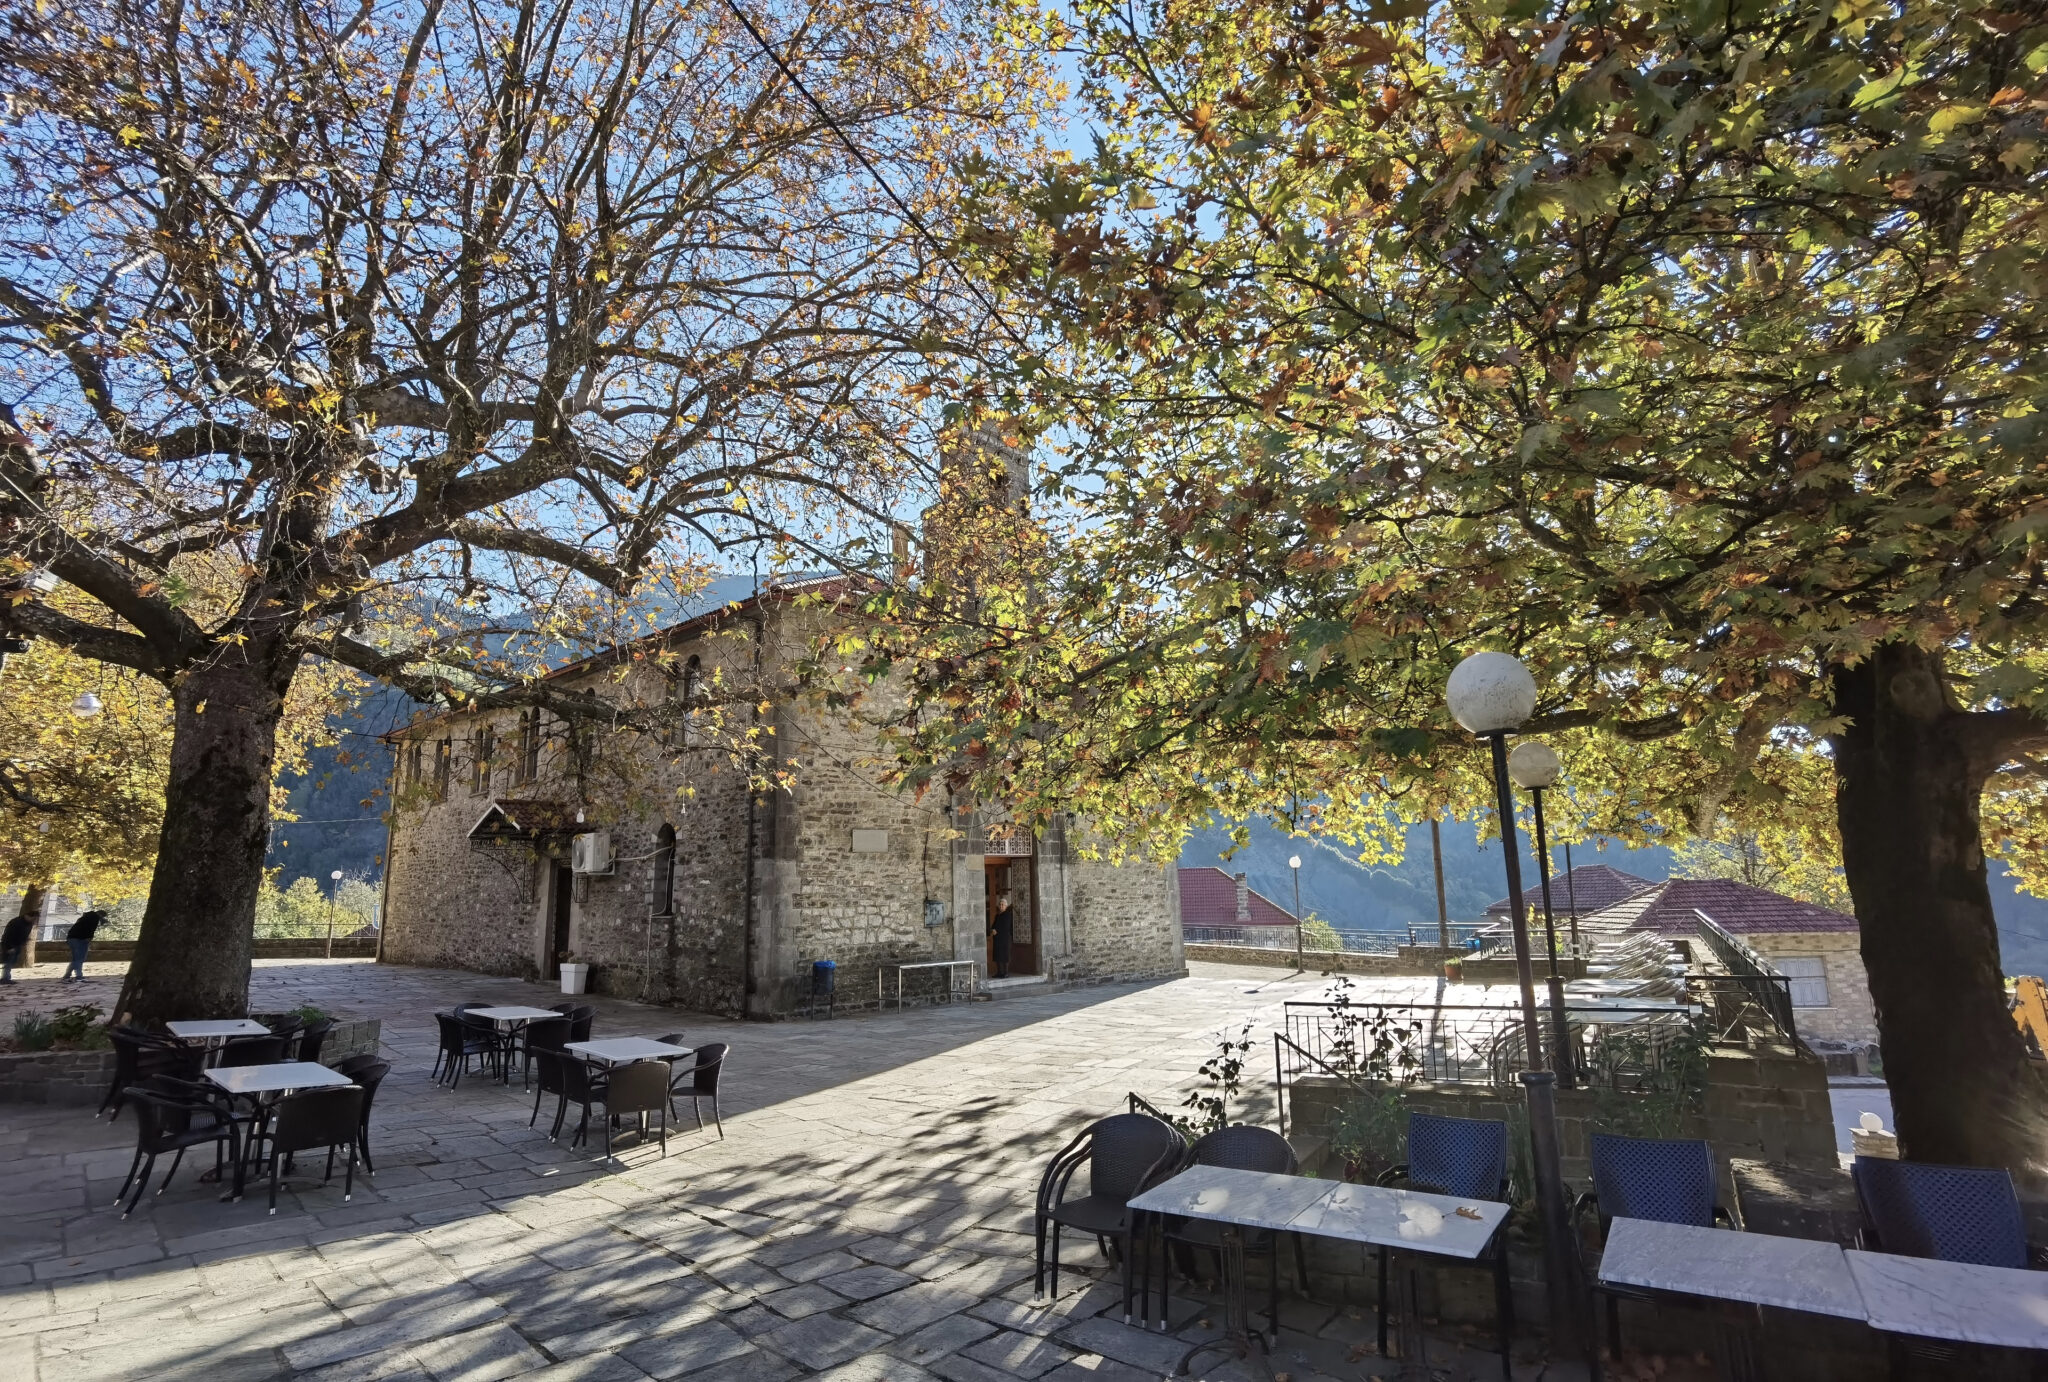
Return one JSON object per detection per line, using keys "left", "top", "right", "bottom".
{"left": 1446, "top": 651, "right": 1584, "bottom": 1352}
{"left": 1508, "top": 741, "right": 1573, "bottom": 1087}
{"left": 1287, "top": 854, "right": 1303, "bottom": 970}
{"left": 326, "top": 870, "right": 344, "bottom": 960}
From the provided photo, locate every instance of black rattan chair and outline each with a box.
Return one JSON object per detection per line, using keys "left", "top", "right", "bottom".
{"left": 99, "top": 1027, "right": 203, "bottom": 1119}
{"left": 295, "top": 1018, "right": 336, "bottom": 1066}
{"left": 1576, "top": 1133, "right": 1729, "bottom": 1361}
{"left": 1035, "top": 1112, "right": 1185, "bottom": 1323}
{"left": 566, "top": 1005, "right": 595, "bottom": 1043}
{"left": 554, "top": 1055, "right": 612, "bottom": 1149}
{"left": 667, "top": 1042, "right": 725, "bottom": 1138}
{"left": 432, "top": 1012, "right": 496, "bottom": 1086}
{"left": 114, "top": 1077, "right": 243, "bottom": 1218}
{"left": 1377, "top": 1113, "right": 1513, "bottom": 1378}
{"left": 521, "top": 1016, "right": 572, "bottom": 1088}
{"left": 1157, "top": 1124, "right": 1305, "bottom": 1342}
{"left": 530, "top": 1048, "right": 574, "bottom": 1135}
{"left": 219, "top": 1034, "right": 287, "bottom": 1067}
{"left": 265, "top": 1086, "right": 364, "bottom": 1215}
{"left": 594, "top": 1062, "right": 671, "bottom": 1160}
{"left": 333, "top": 1051, "right": 382, "bottom": 1080}
{"left": 347, "top": 1060, "right": 391, "bottom": 1175}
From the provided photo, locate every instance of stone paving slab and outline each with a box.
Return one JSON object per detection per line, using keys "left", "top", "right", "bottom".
{"left": 0, "top": 958, "right": 1643, "bottom": 1381}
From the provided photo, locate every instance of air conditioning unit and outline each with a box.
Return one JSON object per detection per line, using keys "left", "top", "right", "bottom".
{"left": 571, "top": 830, "right": 614, "bottom": 875}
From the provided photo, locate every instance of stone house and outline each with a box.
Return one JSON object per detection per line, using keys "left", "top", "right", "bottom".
{"left": 376, "top": 580, "right": 1183, "bottom": 1016}
{"left": 1580, "top": 876, "right": 1878, "bottom": 1045}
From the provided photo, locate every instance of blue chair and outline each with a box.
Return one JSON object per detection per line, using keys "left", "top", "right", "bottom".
{"left": 1155, "top": 1124, "right": 1307, "bottom": 1341}
{"left": 1852, "top": 1156, "right": 2035, "bottom": 1269}
{"left": 1035, "top": 1113, "right": 1184, "bottom": 1324}
{"left": 1376, "top": 1113, "right": 1513, "bottom": 1380}
{"left": 1577, "top": 1134, "right": 1728, "bottom": 1362}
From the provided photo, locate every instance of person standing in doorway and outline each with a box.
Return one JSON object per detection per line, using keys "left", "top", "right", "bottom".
{"left": 990, "top": 892, "right": 1015, "bottom": 979}
{"left": 63, "top": 909, "right": 104, "bottom": 982}
{"left": 1, "top": 910, "right": 29, "bottom": 983}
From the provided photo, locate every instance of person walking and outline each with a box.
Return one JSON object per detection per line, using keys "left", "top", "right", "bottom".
{"left": 989, "top": 892, "right": 1015, "bottom": 980}
{"left": 62, "top": 909, "right": 104, "bottom": 983}
{"left": 0, "top": 911, "right": 29, "bottom": 984}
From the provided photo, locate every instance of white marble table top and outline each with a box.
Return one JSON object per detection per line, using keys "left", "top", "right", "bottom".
{"left": 1848, "top": 1249, "right": 2048, "bottom": 1349}
{"left": 1128, "top": 1166, "right": 1339, "bottom": 1232}
{"left": 566, "top": 1038, "right": 692, "bottom": 1065}
{"left": 1599, "top": 1218, "right": 1864, "bottom": 1320}
{"left": 166, "top": 1019, "right": 272, "bottom": 1041}
{"left": 467, "top": 1006, "right": 563, "bottom": 1023}
{"left": 203, "top": 1062, "right": 354, "bottom": 1095}
{"left": 1287, "top": 1181, "right": 1509, "bottom": 1260}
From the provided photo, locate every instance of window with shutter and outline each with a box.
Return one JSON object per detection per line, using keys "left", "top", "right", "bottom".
{"left": 1776, "top": 955, "right": 1829, "bottom": 1008}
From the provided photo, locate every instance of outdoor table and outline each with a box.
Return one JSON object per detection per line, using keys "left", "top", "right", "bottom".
{"left": 1847, "top": 1248, "right": 2048, "bottom": 1352}
{"left": 166, "top": 1018, "right": 273, "bottom": 1066}
{"left": 203, "top": 1062, "right": 355, "bottom": 1198}
{"left": 1596, "top": 1217, "right": 1864, "bottom": 1381}
{"left": 467, "top": 1006, "right": 565, "bottom": 1086}
{"left": 878, "top": 959, "right": 980, "bottom": 1009}
{"left": 565, "top": 1037, "right": 692, "bottom": 1066}
{"left": 1128, "top": 1165, "right": 1336, "bottom": 1367}
{"left": 1290, "top": 1180, "right": 1511, "bottom": 1382}
{"left": 1129, "top": 1166, "right": 1509, "bottom": 1379}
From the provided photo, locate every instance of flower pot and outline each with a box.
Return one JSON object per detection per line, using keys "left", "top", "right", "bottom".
{"left": 559, "top": 963, "right": 589, "bottom": 995}
{"left": 1443, "top": 961, "right": 1464, "bottom": 983}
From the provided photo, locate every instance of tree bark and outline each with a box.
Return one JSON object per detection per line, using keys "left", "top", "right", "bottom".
{"left": 113, "top": 644, "right": 295, "bottom": 1027}
{"left": 18, "top": 881, "right": 45, "bottom": 966}
{"left": 1830, "top": 643, "right": 2048, "bottom": 1176}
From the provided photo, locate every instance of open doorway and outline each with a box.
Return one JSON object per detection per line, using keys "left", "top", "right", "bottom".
{"left": 548, "top": 862, "right": 574, "bottom": 978}
{"left": 984, "top": 855, "right": 1038, "bottom": 978}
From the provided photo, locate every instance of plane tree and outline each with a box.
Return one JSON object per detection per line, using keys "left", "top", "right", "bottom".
{"left": 863, "top": 0, "right": 2048, "bottom": 1169}
{"left": 0, "top": 0, "right": 1055, "bottom": 1024}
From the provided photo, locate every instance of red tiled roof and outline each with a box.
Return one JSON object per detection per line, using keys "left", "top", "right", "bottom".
{"left": 1177, "top": 867, "right": 1298, "bottom": 928}
{"left": 1586, "top": 877, "right": 1859, "bottom": 935}
{"left": 1486, "top": 864, "right": 1656, "bottom": 917}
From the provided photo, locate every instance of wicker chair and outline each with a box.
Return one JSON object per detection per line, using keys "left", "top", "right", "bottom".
{"left": 1156, "top": 1124, "right": 1305, "bottom": 1341}
{"left": 99, "top": 1027, "right": 203, "bottom": 1119}
{"left": 1034, "top": 1112, "right": 1185, "bottom": 1323}
{"left": 264, "top": 1086, "right": 364, "bottom": 1214}
{"left": 113, "top": 1076, "right": 242, "bottom": 1217}
{"left": 1852, "top": 1156, "right": 2036, "bottom": 1268}
{"left": 666, "top": 1042, "right": 726, "bottom": 1138}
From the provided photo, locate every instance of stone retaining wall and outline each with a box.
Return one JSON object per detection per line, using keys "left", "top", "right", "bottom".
{"left": 1288, "top": 1038, "right": 1838, "bottom": 1199}
{"left": 1181, "top": 943, "right": 1429, "bottom": 976}
{"left": 15, "top": 937, "right": 380, "bottom": 964}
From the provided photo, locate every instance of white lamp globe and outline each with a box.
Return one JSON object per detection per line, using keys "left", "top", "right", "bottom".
{"left": 69, "top": 690, "right": 102, "bottom": 718}
{"left": 330, "top": 869, "right": 344, "bottom": 882}
{"left": 1446, "top": 651, "right": 1537, "bottom": 735}
{"left": 1507, "top": 741, "right": 1562, "bottom": 790}
{"left": 1288, "top": 855, "right": 1302, "bottom": 870}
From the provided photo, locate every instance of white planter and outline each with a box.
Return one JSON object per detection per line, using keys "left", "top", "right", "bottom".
{"left": 559, "top": 963, "right": 589, "bottom": 995}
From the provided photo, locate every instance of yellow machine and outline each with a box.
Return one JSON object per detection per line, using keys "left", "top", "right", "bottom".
{"left": 2015, "top": 975, "right": 2048, "bottom": 1060}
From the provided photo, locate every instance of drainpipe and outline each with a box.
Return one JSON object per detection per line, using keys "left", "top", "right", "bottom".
{"left": 374, "top": 739, "right": 398, "bottom": 966}
{"left": 741, "top": 607, "right": 765, "bottom": 1019}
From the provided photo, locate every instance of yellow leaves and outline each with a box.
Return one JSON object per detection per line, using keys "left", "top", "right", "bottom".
{"left": 118, "top": 124, "right": 146, "bottom": 145}
{"left": 1927, "top": 104, "right": 1985, "bottom": 135}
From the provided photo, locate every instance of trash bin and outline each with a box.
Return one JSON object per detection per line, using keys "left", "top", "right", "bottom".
{"left": 809, "top": 959, "right": 836, "bottom": 1019}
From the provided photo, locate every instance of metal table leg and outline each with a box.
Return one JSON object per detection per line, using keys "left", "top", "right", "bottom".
{"left": 1173, "top": 1224, "right": 1267, "bottom": 1376}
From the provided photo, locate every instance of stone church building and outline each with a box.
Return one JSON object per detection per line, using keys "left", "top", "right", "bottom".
{"left": 376, "top": 579, "right": 1184, "bottom": 1017}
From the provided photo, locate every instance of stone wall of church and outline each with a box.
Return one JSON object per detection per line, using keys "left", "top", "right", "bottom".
{"left": 379, "top": 595, "right": 1184, "bottom": 1016}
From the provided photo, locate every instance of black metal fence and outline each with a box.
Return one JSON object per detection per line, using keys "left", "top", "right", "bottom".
{"left": 1692, "top": 911, "right": 1800, "bottom": 1043}
{"left": 1279, "top": 996, "right": 1709, "bottom": 1090}
{"left": 1183, "top": 923, "right": 1487, "bottom": 956}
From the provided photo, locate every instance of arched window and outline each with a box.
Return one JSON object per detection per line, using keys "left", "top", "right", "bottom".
{"left": 653, "top": 823, "right": 676, "bottom": 916}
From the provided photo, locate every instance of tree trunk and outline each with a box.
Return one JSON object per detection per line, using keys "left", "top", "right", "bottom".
{"left": 18, "top": 880, "right": 44, "bottom": 966}
{"left": 113, "top": 646, "right": 295, "bottom": 1027}
{"left": 1830, "top": 643, "right": 2048, "bottom": 1176}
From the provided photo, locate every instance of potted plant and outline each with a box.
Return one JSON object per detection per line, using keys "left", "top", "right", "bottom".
{"left": 1444, "top": 956, "right": 1464, "bottom": 983}
{"left": 559, "top": 953, "right": 591, "bottom": 995}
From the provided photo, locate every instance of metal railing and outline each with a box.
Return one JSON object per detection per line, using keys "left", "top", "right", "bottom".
{"left": 1692, "top": 911, "right": 1799, "bottom": 1043}
{"left": 1279, "top": 996, "right": 1708, "bottom": 1090}
{"left": 1182, "top": 923, "right": 1487, "bottom": 956}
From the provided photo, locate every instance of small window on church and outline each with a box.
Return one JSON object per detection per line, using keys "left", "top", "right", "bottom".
{"left": 471, "top": 725, "right": 494, "bottom": 795}
{"left": 1777, "top": 955, "right": 1829, "bottom": 1008}
{"left": 433, "top": 738, "right": 452, "bottom": 800}
{"left": 653, "top": 823, "right": 676, "bottom": 915}
{"left": 518, "top": 707, "right": 542, "bottom": 782}
{"left": 406, "top": 740, "right": 422, "bottom": 784}
{"left": 679, "top": 656, "right": 703, "bottom": 747}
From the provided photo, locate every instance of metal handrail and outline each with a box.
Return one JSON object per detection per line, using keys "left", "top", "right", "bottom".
{"left": 1692, "top": 910, "right": 1800, "bottom": 1043}
{"left": 1272, "top": 1030, "right": 1378, "bottom": 1140}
